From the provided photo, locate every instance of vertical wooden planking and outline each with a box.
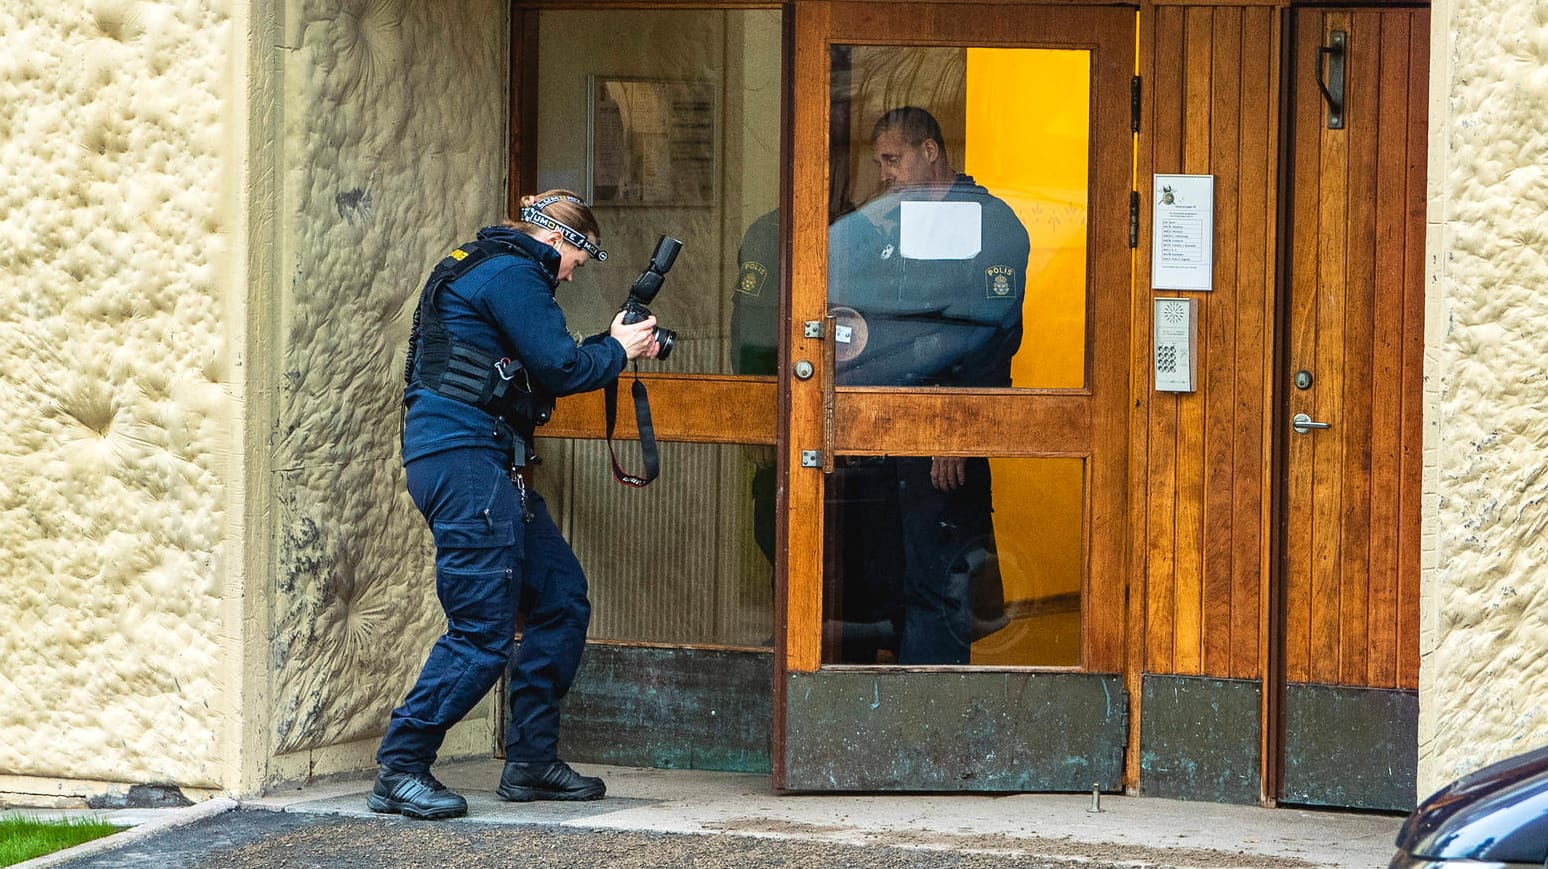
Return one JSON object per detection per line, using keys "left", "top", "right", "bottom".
{"left": 1231, "top": 7, "right": 1274, "bottom": 681}
{"left": 1202, "top": 8, "right": 1241, "bottom": 677}
{"left": 1339, "top": 11, "right": 1379, "bottom": 686}
{"left": 1281, "top": 7, "right": 1427, "bottom": 692}
{"left": 1139, "top": 5, "right": 1306, "bottom": 683}
{"left": 1133, "top": 6, "right": 1423, "bottom": 692}
{"left": 1398, "top": 9, "right": 1428, "bottom": 691}
{"left": 1309, "top": 9, "right": 1350, "bottom": 686}
{"left": 1146, "top": 6, "right": 1186, "bottom": 677}
{"left": 1143, "top": 6, "right": 1284, "bottom": 681}
{"left": 1259, "top": 11, "right": 1283, "bottom": 688}
{"left": 1283, "top": 14, "right": 1323, "bottom": 685}
{"left": 1173, "top": 7, "right": 1213, "bottom": 676}
{"left": 1255, "top": 10, "right": 1282, "bottom": 801}
{"left": 1367, "top": 12, "right": 1409, "bottom": 689}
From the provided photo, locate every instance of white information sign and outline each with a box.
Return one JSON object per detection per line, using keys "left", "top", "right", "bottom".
{"left": 1151, "top": 174, "right": 1215, "bottom": 291}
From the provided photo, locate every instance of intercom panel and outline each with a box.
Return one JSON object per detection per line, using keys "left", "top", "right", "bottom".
{"left": 1154, "top": 297, "right": 1198, "bottom": 393}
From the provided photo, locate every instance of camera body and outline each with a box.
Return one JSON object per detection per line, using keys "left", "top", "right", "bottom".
{"left": 620, "top": 235, "right": 682, "bottom": 360}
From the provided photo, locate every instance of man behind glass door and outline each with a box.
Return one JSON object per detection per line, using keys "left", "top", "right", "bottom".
{"left": 731, "top": 207, "right": 781, "bottom": 572}
{"left": 827, "top": 106, "right": 1028, "bottom": 664}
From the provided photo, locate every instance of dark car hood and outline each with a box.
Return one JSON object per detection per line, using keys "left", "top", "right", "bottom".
{"left": 1396, "top": 744, "right": 1548, "bottom": 862}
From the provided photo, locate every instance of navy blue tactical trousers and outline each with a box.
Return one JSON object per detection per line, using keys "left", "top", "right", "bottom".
{"left": 894, "top": 456, "right": 994, "bottom": 665}
{"left": 376, "top": 446, "right": 590, "bottom": 774}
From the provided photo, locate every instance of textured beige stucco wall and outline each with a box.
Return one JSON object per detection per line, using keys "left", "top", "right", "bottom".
{"left": 1420, "top": 2, "right": 1548, "bottom": 793}
{"left": 264, "top": 0, "right": 509, "bottom": 779}
{"left": 0, "top": 0, "right": 509, "bottom": 799}
{"left": 0, "top": 0, "right": 240, "bottom": 792}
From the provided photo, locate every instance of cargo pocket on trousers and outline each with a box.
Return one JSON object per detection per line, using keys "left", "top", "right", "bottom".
{"left": 431, "top": 517, "right": 519, "bottom": 577}
{"left": 431, "top": 518, "right": 521, "bottom": 635}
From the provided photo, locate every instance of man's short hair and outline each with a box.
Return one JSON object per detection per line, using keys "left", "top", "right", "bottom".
{"left": 872, "top": 106, "right": 947, "bottom": 159}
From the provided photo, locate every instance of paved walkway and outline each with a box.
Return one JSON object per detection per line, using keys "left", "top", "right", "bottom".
{"left": 9, "top": 760, "right": 1405, "bottom": 868}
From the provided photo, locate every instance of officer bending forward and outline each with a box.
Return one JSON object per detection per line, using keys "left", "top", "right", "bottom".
{"left": 371, "top": 191, "right": 660, "bottom": 820}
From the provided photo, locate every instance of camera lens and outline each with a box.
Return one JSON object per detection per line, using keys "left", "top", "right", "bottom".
{"left": 654, "top": 327, "right": 676, "bottom": 361}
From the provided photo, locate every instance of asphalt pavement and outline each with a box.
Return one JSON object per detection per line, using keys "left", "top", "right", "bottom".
{"left": 8, "top": 760, "right": 1406, "bottom": 868}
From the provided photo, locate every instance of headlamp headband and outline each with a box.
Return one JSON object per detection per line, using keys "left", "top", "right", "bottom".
{"left": 520, "top": 194, "right": 608, "bottom": 262}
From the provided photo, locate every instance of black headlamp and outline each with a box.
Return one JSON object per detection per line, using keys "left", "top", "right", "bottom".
{"left": 521, "top": 195, "right": 608, "bottom": 261}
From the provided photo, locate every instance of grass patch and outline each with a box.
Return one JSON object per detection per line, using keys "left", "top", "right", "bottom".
{"left": 0, "top": 814, "right": 124, "bottom": 866}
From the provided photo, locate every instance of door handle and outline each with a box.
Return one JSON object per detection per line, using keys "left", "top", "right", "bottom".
{"left": 1317, "top": 30, "right": 1346, "bottom": 129}
{"left": 1292, "top": 412, "right": 1332, "bottom": 434}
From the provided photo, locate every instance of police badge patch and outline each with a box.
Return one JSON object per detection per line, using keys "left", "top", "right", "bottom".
{"left": 984, "top": 265, "right": 1016, "bottom": 298}
{"left": 736, "top": 260, "right": 769, "bottom": 296}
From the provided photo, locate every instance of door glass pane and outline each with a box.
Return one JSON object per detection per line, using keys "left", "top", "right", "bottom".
{"left": 535, "top": 9, "right": 783, "bottom": 378}
{"left": 537, "top": 438, "right": 775, "bottom": 646}
{"left": 533, "top": 9, "right": 781, "bottom": 647}
{"left": 822, "top": 45, "right": 1091, "bottom": 667}
{"left": 823, "top": 456, "right": 1083, "bottom": 665}
{"left": 827, "top": 46, "right": 1089, "bottom": 389}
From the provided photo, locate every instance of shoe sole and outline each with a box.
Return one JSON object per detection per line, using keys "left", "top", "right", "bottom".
{"left": 496, "top": 784, "right": 605, "bottom": 802}
{"left": 367, "top": 793, "right": 468, "bottom": 820}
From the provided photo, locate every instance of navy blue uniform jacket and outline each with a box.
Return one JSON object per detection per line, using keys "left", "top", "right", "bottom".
{"left": 828, "top": 174, "right": 1029, "bottom": 388}
{"left": 402, "top": 226, "right": 627, "bottom": 465}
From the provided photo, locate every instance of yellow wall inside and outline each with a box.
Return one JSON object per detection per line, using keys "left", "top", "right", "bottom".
{"left": 965, "top": 49, "right": 1090, "bottom": 662}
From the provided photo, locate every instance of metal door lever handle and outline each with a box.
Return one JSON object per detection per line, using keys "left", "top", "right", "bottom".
{"left": 1292, "top": 412, "right": 1331, "bottom": 434}
{"left": 1317, "top": 31, "right": 1346, "bottom": 129}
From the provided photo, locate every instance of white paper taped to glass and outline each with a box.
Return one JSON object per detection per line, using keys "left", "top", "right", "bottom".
{"left": 900, "top": 201, "right": 982, "bottom": 260}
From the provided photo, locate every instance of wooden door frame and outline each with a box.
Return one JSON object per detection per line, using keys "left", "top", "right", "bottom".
{"left": 778, "top": 0, "right": 1136, "bottom": 791}
{"left": 512, "top": 0, "right": 1140, "bottom": 794}
{"left": 503, "top": 0, "right": 1424, "bottom": 803}
{"left": 782, "top": 1, "right": 1137, "bottom": 667}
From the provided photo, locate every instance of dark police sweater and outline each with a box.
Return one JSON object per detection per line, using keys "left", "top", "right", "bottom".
{"left": 401, "top": 226, "right": 626, "bottom": 465}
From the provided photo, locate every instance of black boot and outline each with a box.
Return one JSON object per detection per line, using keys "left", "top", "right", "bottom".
{"left": 367, "top": 767, "right": 468, "bottom": 820}
{"left": 497, "top": 760, "right": 605, "bottom": 802}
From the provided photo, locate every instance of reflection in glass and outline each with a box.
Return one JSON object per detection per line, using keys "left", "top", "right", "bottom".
{"left": 536, "top": 9, "right": 783, "bottom": 377}
{"left": 537, "top": 438, "right": 774, "bottom": 647}
{"left": 828, "top": 113, "right": 1029, "bottom": 387}
{"left": 823, "top": 456, "right": 1083, "bottom": 666}
{"left": 822, "top": 45, "right": 1091, "bottom": 667}
{"left": 827, "top": 46, "right": 1090, "bottom": 390}
{"left": 731, "top": 208, "right": 781, "bottom": 379}
{"left": 533, "top": 9, "right": 781, "bottom": 646}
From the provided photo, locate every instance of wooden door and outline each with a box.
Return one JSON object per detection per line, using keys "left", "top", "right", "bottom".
{"left": 1279, "top": 7, "right": 1427, "bottom": 812}
{"left": 778, "top": 2, "right": 1135, "bottom": 791}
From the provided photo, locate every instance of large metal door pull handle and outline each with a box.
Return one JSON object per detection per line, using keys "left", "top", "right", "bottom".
{"left": 1292, "top": 412, "right": 1332, "bottom": 434}
{"left": 1317, "top": 30, "right": 1346, "bottom": 129}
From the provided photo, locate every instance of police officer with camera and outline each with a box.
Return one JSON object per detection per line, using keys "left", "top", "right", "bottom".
{"left": 370, "top": 191, "right": 659, "bottom": 820}
{"left": 828, "top": 107, "right": 1028, "bottom": 665}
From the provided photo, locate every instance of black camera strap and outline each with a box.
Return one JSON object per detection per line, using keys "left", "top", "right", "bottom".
{"left": 603, "top": 363, "right": 660, "bottom": 487}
